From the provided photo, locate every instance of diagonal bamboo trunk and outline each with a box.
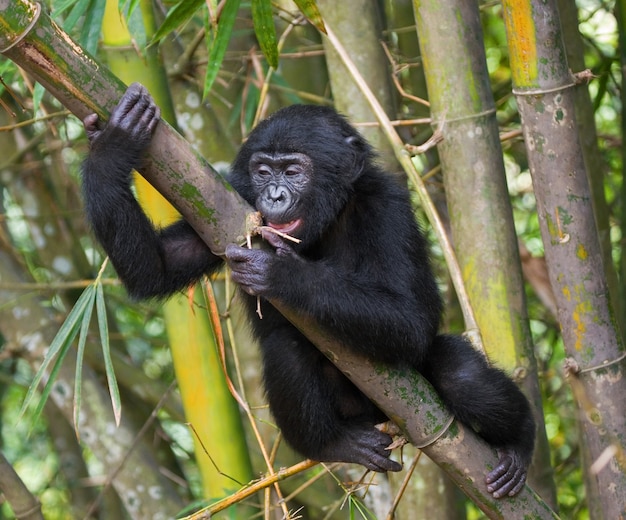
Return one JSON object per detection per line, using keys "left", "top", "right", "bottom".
{"left": 0, "top": 1, "right": 556, "bottom": 515}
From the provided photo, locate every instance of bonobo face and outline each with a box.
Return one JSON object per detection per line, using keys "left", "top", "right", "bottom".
{"left": 249, "top": 151, "right": 312, "bottom": 237}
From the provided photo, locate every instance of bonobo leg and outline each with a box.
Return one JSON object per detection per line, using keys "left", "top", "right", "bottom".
{"left": 422, "top": 334, "right": 535, "bottom": 498}
{"left": 257, "top": 318, "right": 401, "bottom": 472}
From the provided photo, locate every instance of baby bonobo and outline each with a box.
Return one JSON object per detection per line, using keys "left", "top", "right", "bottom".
{"left": 82, "top": 83, "right": 535, "bottom": 498}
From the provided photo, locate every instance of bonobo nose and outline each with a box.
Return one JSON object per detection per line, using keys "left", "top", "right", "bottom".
{"left": 267, "top": 185, "right": 289, "bottom": 204}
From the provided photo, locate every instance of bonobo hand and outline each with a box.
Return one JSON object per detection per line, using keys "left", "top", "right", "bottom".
{"left": 226, "top": 228, "right": 301, "bottom": 296}
{"left": 83, "top": 83, "right": 160, "bottom": 170}
{"left": 225, "top": 245, "right": 274, "bottom": 297}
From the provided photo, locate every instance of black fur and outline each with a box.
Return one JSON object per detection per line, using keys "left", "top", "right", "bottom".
{"left": 82, "top": 84, "right": 535, "bottom": 497}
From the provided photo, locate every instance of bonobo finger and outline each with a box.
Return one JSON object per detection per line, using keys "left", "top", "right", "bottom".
{"left": 123, "top": 94, "right": 154, "bottom": 129}
{"left": 260, "top": 227, "right": 286, "bottom": 249}
{"left": 111, "top": 83, "right": 145, "bottom": 122}
{"left": 225, "top": 244, "right": 254, "bottom": 263}
{"left": 362, "top": 452, "right": 402, "bottom": 473}
{"left": 144, "top": 105, "right": 161, "bottom": 134}
{"left": 260, "top": 229, "right": 297, "bottom": 257}
{"left": 487, "top": 467, "right": 526, "bottom": 498}
{"left": 485, "top": 450, "right": 527, "bottom": 498}
{"left": 83, "top": 113, "right": 100, "bottom": 140}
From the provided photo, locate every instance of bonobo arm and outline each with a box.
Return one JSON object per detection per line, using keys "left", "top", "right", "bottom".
{"left": 225, "top": 227, "right": 437, "bottom": 363}
{"left": 82, "top": 83, "right": 221, "bottom": 299}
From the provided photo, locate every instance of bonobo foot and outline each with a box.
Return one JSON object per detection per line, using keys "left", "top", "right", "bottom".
{"left": 314, "top": 424, "right": 402, "bottom": 473}
{"left": 485, "top": 448, "right": 529, "bottom": 498}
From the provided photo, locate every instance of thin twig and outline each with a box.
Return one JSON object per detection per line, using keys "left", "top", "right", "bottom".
{"left": 381, "top": 41, "right": 430, "bottom": 108}
{"left": 257, "top": 225, "right": 302, "bottom": 244}
{"left": 203, "top": 280, "right": 292, "bottom": 518}
{"left": 183, "top": 460, "right": 319, "bottom": 519}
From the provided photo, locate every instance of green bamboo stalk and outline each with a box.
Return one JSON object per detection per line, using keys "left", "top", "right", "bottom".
{"left": 502, "top": 0, "right": 626, "bottom": 516}
{"left": 412, "top": 0, "right": 556, "bottom": 506}
{"left": 316, "top": 0, "right": 399, "bottom": 172}
{"left": 100, "top": 0, "right": 254, "bottom": 503}
{"left": 0, "top": 2, "right": 556, "bottom": 515}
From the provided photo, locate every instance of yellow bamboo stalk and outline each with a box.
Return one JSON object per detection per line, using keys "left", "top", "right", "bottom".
{"left": 100, "top": 0, "right": 253, "bottom": 502}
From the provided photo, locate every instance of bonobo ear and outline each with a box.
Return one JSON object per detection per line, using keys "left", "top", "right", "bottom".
{"left": 345, "top": 135, "right": 366, "bottom": 181}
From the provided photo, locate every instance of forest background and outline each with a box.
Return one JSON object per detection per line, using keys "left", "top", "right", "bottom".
{"left": 0, "top": 0, "right": 623, "bottom": 519}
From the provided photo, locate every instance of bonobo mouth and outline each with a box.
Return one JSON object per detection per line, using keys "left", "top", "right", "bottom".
{"left": 266, "top": 219, "right": 302, "bottom": 235}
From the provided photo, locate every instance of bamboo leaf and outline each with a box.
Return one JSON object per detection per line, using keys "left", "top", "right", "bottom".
{"left": 118, "top": 0, "right": 140, "bottom": 18}
{"left": 63, "top": 0, "right": 90, "bottom": 32}
{"left": 203, "top": 0, "right": 241, "bottom": 97}
{"left": 96, "top": 283, "right": 121, "bottom": 426}
{"left": 292, "top": 0, "right": 325, "bottom": 34}
{"left": 80, "top": 0, "right": 107, "bottom": 54}
{"left": 32, "top": 83, "right": 44, "bottom": 114}
{"left": 73, "top": 284, "right": 96, "bottom": 434}
{"left": 152, "top": 0, "right": 205, "bottom": 44}
{"left": 52, "top": 0, "right": 80, "bottom": 19}
{"left": 251, "top": 0, "right": 278, "bottom": 69}
{"left": 31, "top": 322, "right": 79, "bottom": 423}
{"left": 19, "top": 285, "right": 95, "bottom": 422}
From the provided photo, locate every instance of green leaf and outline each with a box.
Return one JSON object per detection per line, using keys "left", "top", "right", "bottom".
{"left": 52, "top": 0, "right": 81, "bottom": 19}
{"left": 63, "top": 0, "right": 90, "bottom": 32}
{"left": 19, "top": 285, "right": 96, "bottom": 423}
{"left": 292, "top": 0, "right": 326, "bottom": 34}
{"left": 73, "top": 285, "right": 96, "bottom": 434}
{"left": 119, "top": 0, "right": 140, "bottom": 18}
{"left": 32, "top": 323, "right": 79, "bottom": 423}
{"left": 81, "top": 0, "right": 107, "bottom": 55}
{"left": 125, "top": 1, "right": 148, "bottom": 51}
{"left": 96, "top": 283, "right": 121, "bottom": 426}
{"left": 152, "top": 0, "right": 205, "bottom": 44}
{"left": 204, "top": 0, "right": 241, "bottom": 98}
{"left": 32, "top": 83, "right": 45, "bottom": 115}
{"left": 251, "top": 0, "right": 278, "bottom": 69}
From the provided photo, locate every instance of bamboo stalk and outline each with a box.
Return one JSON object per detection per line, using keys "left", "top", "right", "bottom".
{"left": 502, "top": 0, "right": 626, "bottom": 516}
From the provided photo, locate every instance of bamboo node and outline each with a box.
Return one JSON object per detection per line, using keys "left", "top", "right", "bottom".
{"left": 412, "top": 414, "right": 455, "bottom": 449}
{"left": 0, "top": 2, "right": 41, "bottom": 53}
{"left": 512, "top": 82, "right": 576, "bottom": 97}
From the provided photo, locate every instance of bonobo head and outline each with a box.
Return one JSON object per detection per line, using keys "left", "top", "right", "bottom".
{"left": 229, "top": 105, "right": 374, "bottom": 246}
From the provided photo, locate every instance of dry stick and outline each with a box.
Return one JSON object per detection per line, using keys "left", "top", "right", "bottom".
{"left": 385, "top": 451, "right": 422, "bottom": 520}
{"left": 0, "top": 279, "right": 120, "bottom": 290}
{"left": 381, "top": 40, "right": 430, "bottom": 108}
{"left": 186, "top": 422, "right": 244, "bottom": 488}
{"left": 257, "top": 225, "right": 302, "bottom": 244}
{"left": 322, "top": 23, "right": 480, "bottom": 338}
{"left": 282, "top": 463, "right": 339, "bottom": 503}
{"left": 185, "top": 460, "right": 320, "bottom": 519}
{"left": 356, "top": 117, "right": 432, "bottom": 127}
{"left": 202, "top": 281, "right": 293, "bottom": 520}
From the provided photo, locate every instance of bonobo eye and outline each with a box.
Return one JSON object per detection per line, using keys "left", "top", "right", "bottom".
{"left": 257, "top": 165, "right": 272, "bottom": 176}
